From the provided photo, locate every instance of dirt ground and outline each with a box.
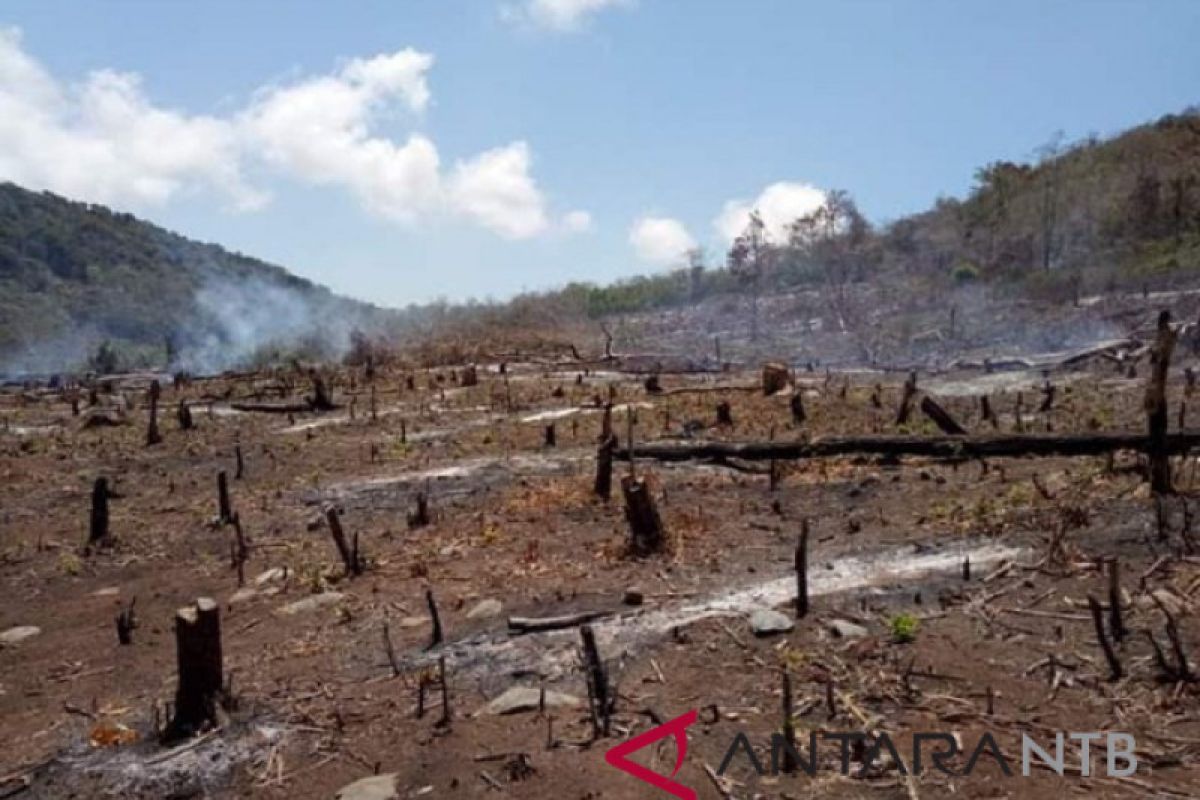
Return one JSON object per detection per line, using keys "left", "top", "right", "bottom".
{"left": 4, "top": 336, "right": 1200, "bottom": 798}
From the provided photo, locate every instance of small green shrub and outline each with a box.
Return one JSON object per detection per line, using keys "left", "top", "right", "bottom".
{"left": 889, "top": 612, "right": 919, "bottom": 643}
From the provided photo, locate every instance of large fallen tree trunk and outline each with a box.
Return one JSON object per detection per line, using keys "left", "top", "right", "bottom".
{"left": 229, "top": 400, "right": 321, "bottom": 414}
{"left": 614, "top": 430, "right": 1200, "bottom": 463}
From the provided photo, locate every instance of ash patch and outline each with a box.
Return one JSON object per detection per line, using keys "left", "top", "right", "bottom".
{"left": 22, "top": 720, "right": 285, "bottom": 800}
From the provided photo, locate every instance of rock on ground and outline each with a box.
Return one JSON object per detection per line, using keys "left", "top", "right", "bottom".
{"left": 335, "top": 773, "right": 398, "bottom": 800}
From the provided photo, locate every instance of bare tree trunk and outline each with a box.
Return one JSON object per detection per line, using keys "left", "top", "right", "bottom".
{"left": 1146, "top": 310, "right": 1178, "bottom": 494}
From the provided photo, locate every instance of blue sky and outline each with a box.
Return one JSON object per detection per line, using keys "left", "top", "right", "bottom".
{"left": 1, "top": 0, "right": 1197, "bottom": 306}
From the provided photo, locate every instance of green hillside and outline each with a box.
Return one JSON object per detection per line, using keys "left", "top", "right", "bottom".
{"left": 0, "top": 182, "right": 382, "bottom": 375}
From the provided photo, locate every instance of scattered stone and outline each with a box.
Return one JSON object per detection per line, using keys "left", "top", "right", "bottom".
{"left": 466, "top": 598, "right": 502, "bottom": 620}
{"left": 0, "top": 626, "right": 41, "bottom": 647}
{"left": 276, "top": 592, "right": 345, "bottom": 616}
{"left": 828, "top": 619, "right": 869, "bottom": 639}
{"left": 748, "top": 608, "right": 794, "bottom": 636}
{"left": 479, "top": 686, "right": 583, "bottom": 716}
{"left": 335, "top": 773, "right": 399, "bottom": 800}
{"left": 397, "top": 616, "right": 427, "bottom": 629}
{"left": 93, "top": 587, "right": 120, "bottom": 597}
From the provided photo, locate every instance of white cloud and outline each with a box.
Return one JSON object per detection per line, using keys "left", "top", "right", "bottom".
{"left": 0, "top": 28, "right": 564, "bottom": 239}
{"left": 629, "top": 216, "right": 695, "bottom": 266}
{"left": 562, "top": 209, "right": 593, "bottom": 233}
{"left": 0, "top": 28, "right": 263, "bottom": 210}
{"left": 714, "top": 181, "right": 826, "bottom": 244}
{"left": 505, "top": 0, "right": 632, "bottom": 31}
{"left": 447, "top": 142, "right": 548, "bottom": 239}
{"left": 242, "top": 50, "right": 444, "bottom": 222}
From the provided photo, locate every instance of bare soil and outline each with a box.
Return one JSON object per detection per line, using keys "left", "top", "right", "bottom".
{"left": 3, "top": 341, "right": 1200, "bottom": 799}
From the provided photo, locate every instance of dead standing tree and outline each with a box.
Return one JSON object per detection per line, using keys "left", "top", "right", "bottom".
{"left": 1145, "top": 310, "right": 1179, "bottom": 494}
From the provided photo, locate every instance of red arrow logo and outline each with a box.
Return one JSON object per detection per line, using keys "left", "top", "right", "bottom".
{"left": 604, "top": 709, "right": 698, "bottom": 799}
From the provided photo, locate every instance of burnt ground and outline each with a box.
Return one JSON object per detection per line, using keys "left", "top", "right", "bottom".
{"left": 3, "top": 348, "right": 1200, "bottom": 799}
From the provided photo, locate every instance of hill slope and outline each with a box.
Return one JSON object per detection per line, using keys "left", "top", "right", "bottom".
{"left": 0, "top": 182, "right": 382, "bottom": 375}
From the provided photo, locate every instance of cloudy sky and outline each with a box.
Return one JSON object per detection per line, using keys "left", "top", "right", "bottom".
{"left": 1, "top": 0, "right": 1197, "bottom": 305}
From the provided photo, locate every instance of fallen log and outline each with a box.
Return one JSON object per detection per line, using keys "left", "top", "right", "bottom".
{"left": 508, "top": 611, "right": 608, "bottom": 634}
{"left": 614, "top": 430, "right": 1200, "bottom": 463}
{"left": 229, "top": 401, "right": 318, "bottom": 414}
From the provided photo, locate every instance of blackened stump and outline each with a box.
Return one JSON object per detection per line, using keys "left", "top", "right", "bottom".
{"left": 622, "top": 474, "right": 665, "bottom": 556}
{"left": 166, "top": 597, "right": 223, "bottom": 740}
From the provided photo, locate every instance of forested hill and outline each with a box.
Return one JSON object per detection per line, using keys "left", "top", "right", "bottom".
{"left": 490, "top": 108, "right": 1200, "bottom": 323}
{"left": 0, "top": 182, "right": 382, "bottom": 375}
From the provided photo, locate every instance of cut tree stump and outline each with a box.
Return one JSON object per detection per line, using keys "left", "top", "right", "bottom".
{"left": 790, "top": 392, "right": 806, "bottom": 425}
{"left": 177, "top": 399, "right": 194, "bottom": 430}
{"left": 621, "top": 474, "right": 665, "bottom": 556}
{"left": 145, "top": 380, "right": 162, "bottom": 446}
{"left": 216, "top": 470, "right": 232, "bottom": 525}
{"left": 166, "top": 597, "right": 223, "bottom": 740}
{"left": 895, "top": 371, "right": 918, "bottom": 425}
{"left": 594, "top": 435, "right": 616, "bottom": 500}
{"left": 89, "top": 477, "right": 110, "bottom": 544}
{"left": 762, "top": 362, "right": 790, "bottom": 395}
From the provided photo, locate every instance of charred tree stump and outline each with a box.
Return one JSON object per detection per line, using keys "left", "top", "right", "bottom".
{"left": 426, "top": 588, "right": 444, "bottom": 650}
{"left": 895, "top": 371, "right": 917, "bottom": 426}
{"left": 1146, "top": 310, "right": 1178, "bottom": 494}
{"left": 762, "top": 363, "right": 790, "bottom": 395}
{"left": 580, "top": 624, "right": 611, "bottom": 737}
{"left": 89, "top": 477, "right": 110, "bottom": 544}
{"left": 115, "top": 597, "right": 137, "bottom": 645}
{"left": 231, "top": 512, "right": 249, "bottom": 586}
{"left": 1014, "top": 392, "right": 1025, "bottom": 433}
{"left": 979, "top": 395, "right": 996, "bottom": 429}
{"left": 644, "top": 374, "right": 662, "bottom": 394}
{"left": 622, "top": 474, "right": 665, "bottom": 556}
{"left": 461, "top": 365, "right": 478, "bottom": 387}
{"left": 795, "top": 520, "right": 809, "bottom": 618}
{"left": 544, "top": 424, "right": 557, "bottom": 448}
{"left": 145, "top": 380, "right": 162, "bottom": 446}
{"left": 325, "top": 505, "right": 362, "bottom": 576}
{"left": 1087, "top": 594, "right": 1123, "bottom": 681}
{"left": 1039, "top": 381, "right": 1056, "bottom": 412}
{"left": 234, "top": 445, "right": 244, "bottom": 480}
{"left": 1186, "top": 366, "right": 1196, "bottom": 396}
{"left": 920, "top": 395, "right": 967, "bottom": 435}
{"left": 408, "top": 489, "right": 431, "bottom": 529}
{"left": 790, "top": 391, "right": 806, "bottom": 425}
{"left": 436, "top": 655, "right": 451, "bottom": 729}
{"left": 166, "top": 597, "right": 223, "bottom": 740}
{"left": 177, "top": 399, "right": 193, "bottom": 430}
{"left": 595, "top": 435, "right": 616, "bottom": 500}
{"left": 780, "top": 670, "right": 798, "bottom": 774}
{"left": 309, "top": 370, "right": 335, "bottom": 412}
{"left": 1107, "top": 557, "right": 1126, "bottom": 643}
{"left": 870, "top": 384, "right": 882, "bottom": 409}
{"left": 715, "top": 400, "right": 734, "bottom": 427}
{"left": 216, "top": 470, "right": 232, "bottom": 525}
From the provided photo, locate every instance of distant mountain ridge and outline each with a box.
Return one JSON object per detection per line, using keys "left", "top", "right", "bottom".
{"left": 0, "top": 182, "right": 383, "bottom": 375}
